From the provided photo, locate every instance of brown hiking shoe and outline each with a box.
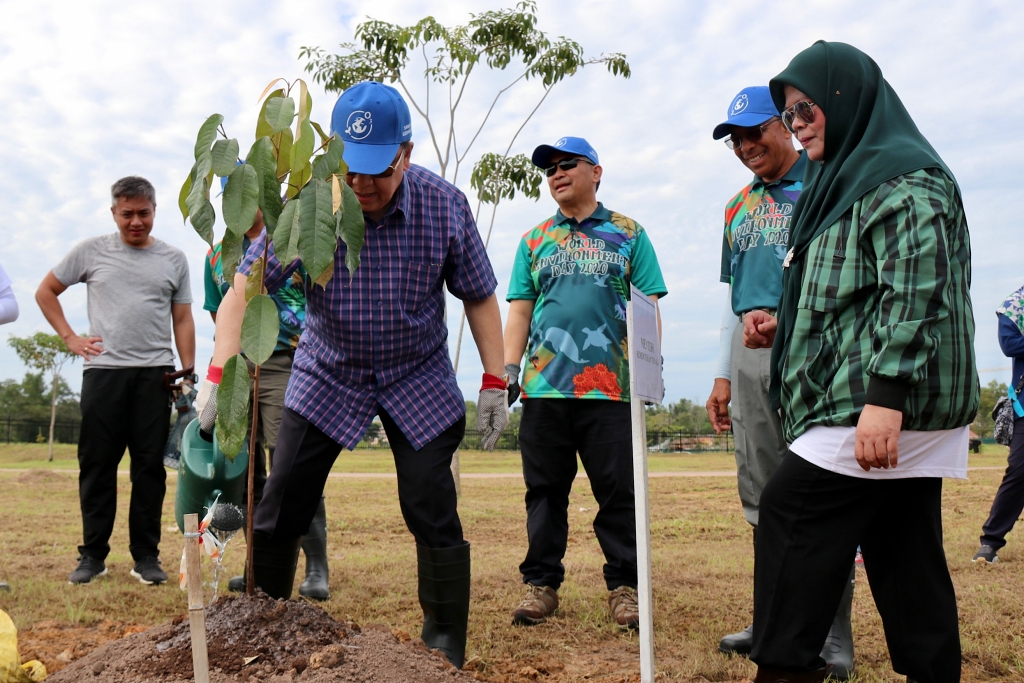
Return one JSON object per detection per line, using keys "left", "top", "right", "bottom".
{"left": 609, "top": 585, "right": 640, "bottom": 630}
{"left": 512, "top": 584, "right": 559, "bottom": 625}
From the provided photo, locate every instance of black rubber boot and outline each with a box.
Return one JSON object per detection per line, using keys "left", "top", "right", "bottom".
{"left": 720, "top": 528, "right": 757, "bottom": 656}
{"left": 252, "top": 532, "right": 301, "bottom": 600}
{"left": 417, "top": 542, "right": 471, "bottom": 669}
{"left": 299, "top": 497, "right": 330, "bottom": 600}
{"left": 820, "top": 565, "right": 855, "bottom": 681}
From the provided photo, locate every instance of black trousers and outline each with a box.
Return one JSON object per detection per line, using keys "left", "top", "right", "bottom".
{"left": 980, "top": 415, "right": 1024, "bottom": 550}
{"left": 254, "top": 406, "right": 465, "bottom": 547}
{"left": 78, "top": 367, "right": 171, "bottom": 561}
{"left": 752, "top": 452, "right": 960, "bottom": 683}
{"left": 518, "top": 398, "right": 637, "bottom": 591}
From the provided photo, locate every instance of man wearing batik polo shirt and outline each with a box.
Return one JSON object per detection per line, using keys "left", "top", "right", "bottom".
{"left": 504, "top": 136, "right": 667, "bottom": 631}
{"left": 196, "top": 81, "right": 507, "bottom": 669}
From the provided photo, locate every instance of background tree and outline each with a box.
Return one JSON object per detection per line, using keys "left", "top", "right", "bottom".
{"left": 973, "top": 379, "right": 1009, "bottom": 439}
{"left": 8, "top": 332, "right": 79, "bottom": 460}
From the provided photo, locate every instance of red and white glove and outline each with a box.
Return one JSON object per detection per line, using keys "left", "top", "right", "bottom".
{"left": 477, "top": 373, "right": 509, "bottom": 451}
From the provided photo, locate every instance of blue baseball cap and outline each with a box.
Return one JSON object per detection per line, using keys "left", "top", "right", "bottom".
{"left": 712, "top": 86, "right": 779, "bottom": 140}
{"left": 330, "top": 82, "right": 413, "bottom": 175}
{"left": 531, "top": 136, "right": 599, "bottom": 169}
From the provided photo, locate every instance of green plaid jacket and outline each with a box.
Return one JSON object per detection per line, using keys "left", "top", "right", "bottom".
{"left": 780, "top": 168, "right": 979, "bottom": 443}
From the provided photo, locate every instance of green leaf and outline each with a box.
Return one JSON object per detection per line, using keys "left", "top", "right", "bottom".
{"left": 245, "top": 136, "right": 283, "bottom": 231}
{"left": 291, "top": 118, "right": 315, "bottom": 177}
{"left": 211, "top": 138, "right": 240, "bottom": 176}
{"left": 216, "top": 354, "right": 251, "bottom": 460}
{"left": 298, "top": 178, "right": 337, "bottom": 286}
{"left": 221, "top": 228, "right": 245, "bottom": 284}
{"left": 178, "top": 165, "right": 193, "bottom": 222}
{"left": 189, "top": 197, "right": 215, "bottom": 246}
{"left": 312, "top": 136, "right": 345, "bottom": 180}
{"left": 337, "top": 182, "right": 365, "bottom": 278}
{"left": 245, "top": 257, "right": 266, "bottom": 301}
{"left": 310, "top": 121, "right": 331, "bottom": 146}
{"left": 273, "top": 198, "right": 302, "bottom": 266}
{"left": 240, "top": 294, "right": 279, "bottom": 365}
{"left": 194, "top": 114, "right": 224, "bottom": 161}
{"left": 256, "top": 89, "right": 284, "bottom": 139}
{"left": 287, "top": 161, "right": 311, "bottom": 199}
{"left": 264, "top": 96, "right": 296, "bottom": 134}
{"left": 275, "top": 128, "right": 294, "bottom": 179}
{"left": 222, "top": 164, "right": 260, "bottom": 237}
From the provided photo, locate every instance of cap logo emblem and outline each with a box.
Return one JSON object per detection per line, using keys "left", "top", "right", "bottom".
{"left": 731, "top": 94, "right": 749, "bottom": 116}
{"left": 345, "top": 111, "right": 372, "bottom": 140}
{"left": 555, "top": 137, "right": 568, "bottom": 147}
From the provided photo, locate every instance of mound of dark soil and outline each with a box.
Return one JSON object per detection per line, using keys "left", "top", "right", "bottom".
{"left": 47, "top": 591, "right": 475, "bottom": 683}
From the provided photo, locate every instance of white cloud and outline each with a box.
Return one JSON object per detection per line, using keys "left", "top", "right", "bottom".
{"left": 1, "top": 0, "right": 1020, "bottom": 409}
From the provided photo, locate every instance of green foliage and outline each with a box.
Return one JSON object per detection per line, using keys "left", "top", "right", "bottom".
{"left": 973, "top": 379, "right": 1009, "bottom": 439}
{"left": 645, "top": 399, "right": 713, "bottom": 434}
{"left": 216, "top": 355, "right": 252, "bottom": 460}
{"left": 180, "top": 79, "right": 365, "bottom": 453}
{"left": 222, "top": 163, "right": 260, "bottom": 236}
{"left": 0, "top": 373, "right": 80, "bottom": 422}
{"left": 300, "top": 1, "right": 630, "bottom": 183}
{"left": 240, "top": 294, "right": 279, "bottom": 366}
{"left": 471, "top": 153, "right": 542, "bottom": 205}
{"left": 8, "top": 333, "right": 81, "bottom": 456}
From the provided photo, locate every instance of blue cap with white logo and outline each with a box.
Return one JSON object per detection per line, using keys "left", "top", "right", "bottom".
{"left": 712, "top": 86, "right": 779, "bottom": 140}
{"left": 330, "top": 81, "right": 413, "bottom": 175}
{"left": 531, "top": 136, "right": 599, "bottom": 169}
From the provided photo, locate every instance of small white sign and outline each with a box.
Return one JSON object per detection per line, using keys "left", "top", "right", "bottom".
{"left": 627, "top": 284, "right": 663, "bottom": 404}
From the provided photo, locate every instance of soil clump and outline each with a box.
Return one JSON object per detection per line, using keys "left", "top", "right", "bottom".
{"left": 47, "top": 591, "right": 474, "bottom": 683}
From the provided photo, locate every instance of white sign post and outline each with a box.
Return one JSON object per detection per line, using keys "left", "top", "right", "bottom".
{"left": 626, "top": 284, "right": 662, "bottom": 683}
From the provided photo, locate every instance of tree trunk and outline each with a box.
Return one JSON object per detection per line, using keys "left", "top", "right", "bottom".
{"left": 48, "top": 371, "right": 58, "bottom": 462}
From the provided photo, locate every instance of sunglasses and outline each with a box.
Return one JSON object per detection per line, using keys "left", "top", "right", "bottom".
{"left": 781, "top": 101, "right": 818, "bottom": 133}
{"left": 724, "top": 118, "right": 780, "bottom": 150}
{"left": 346, "top": 147, "right": 406, "bottom": 180}
{"left": 544, "top": 157, "right": 593, "bottom": 177}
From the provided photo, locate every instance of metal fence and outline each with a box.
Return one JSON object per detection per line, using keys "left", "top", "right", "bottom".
{"left": 0, "top": 416, "right": 732, "bottom": 454}
{"left": 1, "top": 417, "right": 81, "bottom": 444}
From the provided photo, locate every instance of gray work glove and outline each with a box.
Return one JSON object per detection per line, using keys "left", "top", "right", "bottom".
{"left": 477, "top": 373, "right": 509, "bottom": 451}
{"left": 196, "top": 378, "right": 219, "bottom": 441}
{"left": 505, "top": 363, "right": 522, "bottom": 406}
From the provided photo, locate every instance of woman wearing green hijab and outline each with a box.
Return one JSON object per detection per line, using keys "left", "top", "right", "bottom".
{"left": 742, "top": 42, "right": 979, "bottom": 683}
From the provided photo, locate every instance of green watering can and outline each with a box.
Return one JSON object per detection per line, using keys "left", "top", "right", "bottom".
{"left": 174, "top": 419, "right": 249, "bottom": 533}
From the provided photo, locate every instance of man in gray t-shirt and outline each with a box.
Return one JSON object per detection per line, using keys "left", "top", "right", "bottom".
{"left": 36, "top": 176, "right": 195, "bottom": 586}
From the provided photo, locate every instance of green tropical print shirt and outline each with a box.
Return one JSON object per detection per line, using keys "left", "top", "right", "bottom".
{"left": 780, "top": 168, "right": 979, "bottom": 443}
{"left": 507, "top": 204, "right": 667, "bottom": 402}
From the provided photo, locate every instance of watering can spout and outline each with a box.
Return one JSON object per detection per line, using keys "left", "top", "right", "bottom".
{"left": 174, "top": 419, "right": 249, "bottom": 533}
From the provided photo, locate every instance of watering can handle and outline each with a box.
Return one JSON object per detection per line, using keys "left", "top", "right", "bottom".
{"left": 164, "top": 364, "right": 196, "bottom": 393}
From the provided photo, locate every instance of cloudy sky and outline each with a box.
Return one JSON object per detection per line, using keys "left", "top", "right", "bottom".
{"left": 1, "top": 0, "right": 1021, "bottom": 408}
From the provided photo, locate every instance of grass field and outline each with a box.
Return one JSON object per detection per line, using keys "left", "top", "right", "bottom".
{"left": 0, "top": 443, "right": 1022, "bottom": 682}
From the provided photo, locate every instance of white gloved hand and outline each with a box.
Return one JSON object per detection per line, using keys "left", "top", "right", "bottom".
{"left": 196, "top": 378, "right": 219, "bottom": 435}
{"left": 477, "top": 385, "right": 509, "bottom": 451}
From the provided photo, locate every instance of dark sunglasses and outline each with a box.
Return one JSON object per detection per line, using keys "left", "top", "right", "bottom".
{"left": 781, "top": 101, "right": 818, "bottom": 133}
{"left": 346, "top": 147, "right": 406, "bottom": 180}
{"left": 544, "top": 157, "right": 592, "bottom": 177}
{"left": 724, "top": 118, "right": 780, "bottom": 150}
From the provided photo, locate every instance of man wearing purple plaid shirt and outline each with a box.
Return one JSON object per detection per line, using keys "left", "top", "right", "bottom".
{"left": 196, "top": 82, "right": 507, "bottom": 669}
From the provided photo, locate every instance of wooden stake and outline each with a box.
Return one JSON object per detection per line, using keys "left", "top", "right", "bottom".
{"left": 184, "top": 513, "right": 211, "bottom": 683}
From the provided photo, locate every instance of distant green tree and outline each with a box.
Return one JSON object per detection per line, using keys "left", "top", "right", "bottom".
{"left": 0, "top": 372, "right": 79, "bottom": 423}
{"left": 8, "top": 333, "right": 80, "bottom": 460}
{"left": 973, "top": 379, "right": 1009, "bottom": 439}
{"left": 645, "top": 399, "right": 713, "bottom": 434}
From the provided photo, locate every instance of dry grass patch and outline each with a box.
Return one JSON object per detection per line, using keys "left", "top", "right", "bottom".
{"left": 0, "top": 448, "right": 1021, "bottom": 682}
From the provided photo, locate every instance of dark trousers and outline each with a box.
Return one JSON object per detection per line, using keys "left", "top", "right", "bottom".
{"left": 78, "top": 367, "right": 171, "bottom": 561}
{"left": 980, "top": 415, "right": 1024, "bottom": 550}
{"left": 254, "top": 406, "right": 465, "bottom": 547}
{"left": 518, "top": 398, "right": 637, "bottom": 591}
{"left": 752, "top": 452, "right": 960, "bottom": 683}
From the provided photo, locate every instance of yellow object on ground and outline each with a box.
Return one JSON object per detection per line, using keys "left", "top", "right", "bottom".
{"left": 0, "top": 610, "right": 46, "bottom": 682}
